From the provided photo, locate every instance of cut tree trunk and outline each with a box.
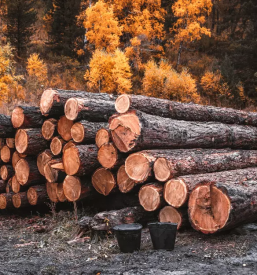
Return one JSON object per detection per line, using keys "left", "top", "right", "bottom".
{"left": 44, "top": 158, "right": 66, "bottom": 183}
{"left": 56, "top": 182, "right": 66, "bottom": 202}
{"left": 117, "top": 165, "right": 136, "bottom": 193}
{"left": 92, "top": 167, "right": 116, "bottom": 196}
{"left": 37, "top": 150, "right": 53, "bottom": 176}
{"left": 64, "top": 98, "right": 115, "bottom": 122}
{"left": 0, "top": 165, "right": 14, "bottom": 181}
{"left": 62, "top": 141, "right": 76, "bottom": 152}
{"left": 164, "top": 167, "right": 257, "bottom": 208}
{"left": 0, "top": 193, "right": 13, "bottom": 209}
{"left": 27, "top": 185, "right": 48, "bottom": 205}
{"left": 12, "top": 192, "right": 30, "bottom": 208}
{"left": 109, "top": 110, "right": 257, "bottom": 153}
{"left": 0, "top": 138, "right": 5, "bottom": 149}
{"left": 138, "top": 183, "right": 164, "bottom": 211}
{"left": 11, "top": 175, "right": 25, "bottom": 193}
{"left": 41, "top": 118, "right": 58, "bottom": 140}
{"left": 57, "top": 116, "right": 73, "bottom": 141}
{"left": 6, "top": 138, "right": 15, "bottom": 149}
{"left": 40, "top": 88, "right": 116, "bottom": 117}
{"left": 0, "top": 179, "right": 6, "bottom": 193}
{"left": 11, "top": 106, "right": 44, "bottom": 128}
{"left": 50, "top": 137, "right": 66, "bottom": 156}
{"left": 46, "top": 182, "right": 58, "bottom": 203}
{"left": 115, "top": 94, "right": 257, "bottom": 127}
{"left": 6, "top": 178, "right": 12, "bottom": 193}
{"left": 0, "top": 114, "right": 15, "bottom": 138}
{"left": 12, "top": 151, "right": 25, "bottom": 168}
{"left": 63, "top": 144, "right": 99, "bottom": 176}
{"left": 1, "top": 145, "right": 14, "bottom": 163}
{"left": 95, "top": 129, "right": 110, "bottom": 148}
{"left": 15, "top": 129, "right": 48, "bottom": 155}
{"left": 71, "top": 121, "right": 108, "bottom": 144}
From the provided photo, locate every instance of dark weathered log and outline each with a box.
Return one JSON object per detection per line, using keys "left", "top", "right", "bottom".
{"left": 164, "top": 167, "right": 257, "bottom": 208}
{"left": 15, "top": 129, "right": 48, "bottom": 155}
{"left": 65, "top": 97, "right": 116, "bottom": 122}
{"left": 117, "top": 165, "right": 136, "bottom": 193}
{"left": 57, "top": 116, "right": 73, "bottom": 141}
{"left": 0, "top": 165, "right": 14, "bottom": 181}
{"left": 46, "top": 182, "right": 58, "bottom": 203}
{"left": 95, "top": 129, "right": 111, "bottom": 148}
{"left": 50, "top": 137, "right": 66, "bottom": 156}
{"left": 0, "top": 138, "right": 5, "bottom": 149}
{"left": 6, "top": 138, "right": 15, "bottom": 149}
{"left": 15, "top": 158, "right": 45, "bottom": 186}
{"left": 115, "top": 94, "right": 257, "bottom": 127}
{"left": 0, "top": 179, "right": 6, "bottom": 193}
{"left": 71, "top": 121, "right": 108, "bottom": 144}
{"left": 41, "top": 118, "right": 58, "bottom": 140}
{"left": 44, "top": 158, "right": 66, "bottom": 183}
{"left": 189, "top": 178, "right": 257, "bottom": 234}
{"left": 6, "top": 178, "right": 12, "bottom": 193}
{"left": 0, "top": 114, "right": 15, "bottom": 138}
{"left": 0, "top": 193, "right": 13, "bottom": 209}
{"left": 40, "top": 88, "right": 116, "bottom": 117}
{"left": 37, "top": 150, "right": 53, "bottom": 176}
{"left": 63, "top": 144, "right": 99, "bottom": 176}
{"left": 1, "top": 145, "right": 14, "bottom": 163}
{"left": 56, "top": 182, "right": 66, "bottom": 202}
{"left": 110, "top": 110, "right": 257, "bottom": 153}
{"left": 12, "top": 192, "right": 30, "bottom": 208}
{"left": 27, "top": 185, "right": 48, "bottom": 205}
{"left": 92, "top": 168, "right": 116, "bottom": 196}
{"left": 11, "top": 106, "right": 44, "bottom": 128}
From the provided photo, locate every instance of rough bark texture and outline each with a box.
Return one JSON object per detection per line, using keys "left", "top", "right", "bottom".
{"left": 0, "top": 193, "right": 14, "bottom": 209}
{"left": 1, "top": 145, "right": 14, "bottom": 163}
{"left": 12, "top": 192, "right": 30, "bottom": 208}
{"left": 95, "top": 129, "right": 111, "bottom": 148}
{"left": 44, "top": 158, "right": 66, "bottom": 183}
{"left": 0, "top": 179, "right": 6, "bottom": 193}
{"left": 50, "top": 137, "right": 66, "bottom": 156}
{"left": 0, "top": 165, "right": 14, "bottom": 181}
{"left": 27, "top": 185, "right": 48, "bottom": 205}
{"left": 110, "top": 110, "right": 257, "bottom": 153}
{"left": 115, "top": 94, "right": 257, "bottom": 126}
{"left": 0, "top": 114, "right": 15, "bottom": 138}
{"left": 92, "top": 168, "right": 116, "bottom": 196}
{"left": 41, "top": 118, "right": 58, "bottom": 140}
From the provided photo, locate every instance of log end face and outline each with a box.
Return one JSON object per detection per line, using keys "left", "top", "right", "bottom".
{"left": 0, "top": 165, "right": 8, "bottom": 180}
{"left": 57, "top": 116, "right": 73, "bottom": 141}
{"left": 15, "top": 129, "right": 28, "bottom": 154}
{"left": 12, "top": 175, "right": 20, "bottom": 193}
{"left": 11, "top": 107, "right": 24, "bottom": 128}
{"left": 42, "top": 119, "right": 56, "bottom": 140}
{"left": 44, "top": 162, "right": 58, "bottom": 183}
{"left": 164, "top": 179, "right": 188, "bottom": 208}
{"left": 50, "top": 137, "right": 63, "bottom": 156}
{"left": 63, "top": 175, "right": 81, "bottom": 201}
{"left": 37, "top": 151, "right": 52, "bottom": 176}
{"left": 95, "top": 129, "right": 110, "bottom": 148}
{"left": 1, "top": 145, "right": 11, "bottom": 163}
{"left": 159, "top": 206, "right": 182, "bottom": 229}
{"left": 98, "top": 143, "right": 118, "bottom": 169}
{"left": 15, "top": 159, "right": 30, "bottom": 185}
{"left": 63, "top": 147, "right": 80, "bottom": 175}
{"left": 57, "top": 182, "right": 67, "bottom": 202}
{"left": 12, "top": 194, "right": 21, "bottom": 208}
{"left": 40, "top": 89, "right": 56, "bottom": 115}
{"left": 115, "top": 94, "right": 131, "bottom": 113}
{"left": 65, "top": 98, "right": 79, "bottom": 121}
{"left": 117, "top": 165, "right": 135, "bottom": 193}
{"left": 92, "top": 168, "right": 116, "bottom": 196}
{"left": 139, "top": 184, "right": 161, "bottom": 211}
{"left": 71, "top": 122, "right": 84, "bottom": 143}
{"left": 0, "top": 194, "right": 7, "bottom": 209}
{"left": 154, "top": 158, "right": 172, "bottom": 182}
{"left": 46, "top": 182, "right": 58, "bottom": 203}
{"left": 27, "top": 187, "right": 38, "bottom": 205}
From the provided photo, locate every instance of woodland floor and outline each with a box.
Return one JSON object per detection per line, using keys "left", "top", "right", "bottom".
{"left": 1, "top": 205, "right": 257, "bottom": 275}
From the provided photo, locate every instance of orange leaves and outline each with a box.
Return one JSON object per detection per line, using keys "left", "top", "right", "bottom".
{"left": 27, "top": 53, "right": 48, "bottom": 84}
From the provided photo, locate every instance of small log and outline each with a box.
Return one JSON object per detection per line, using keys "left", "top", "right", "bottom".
{"left": 0, "top": 114, "right": 15, "bottom": 138}
{"left": 0, "top": 193, "right": 13, "bottom": 209}
{"left": 46, "top": 182, "right": 58, "bottom": 203}
{"left": 41, "top": 118, "right": 58, "bottom": 141}
{"left": 50, "top": 137, "right": 66, "bottom": 156}
{"left": 15, "top": 129, "right": 48, "bottom": 155}
{"left": 11, "top": 106, "right": 44, "bottom": 128}
{"left": 0, "top": 165, "right": 14, "bottom": 181}
{"left": 1, "top": 145, "right": 14, "bottom": 163}
{"left": 117, "top": 165, "right": 136, "bottom": 193}
{"left": 64, "top": 98, "right": 115, "bottom": 122}
{"left": 57, "top": 116, "right": 73, "bottom": 141}
{"left": 6, "top": 178, "right": 12, "bottom": 193}
{"left": 71, "top": 121, "right": 108, "bottom": 144}
{"left": 92, "top": 168, "right": 116, "bottom": 196}
{"left": 12, "top": 192, "right": 30, "bottom": 208}
{"left": 37, "top": 150, "right": 53, "bottom": 176}
{"left": 109, "top": 110, "right": 257, "bottom": 153}
{"left": 0, "top": 179, "right": 7, "bottom": 193}
{"left": 44, "top": 158, "right": 66, "bottom": 183}
{"left": 95, "top": 129, "right": 110, "bottom": 148}
{"left": 27, "top": 185, "right": 48, "bottom": 205}
{"left": 11, "top": 175, "right": 22, "bottom": 193}
{"left": 6, "top": 138, "right": 15, "bottom": 149}
{"left": 12, "top": 151, "right": 25, "bottom": 168}
{"left": 139, "top": 183, "right": 163, "bottom": 211}
{"left": 63, "top": 144, "right": 99, "bottom": 176}
{"left": 56, "top": 182, "right": 66, "bottom": 202}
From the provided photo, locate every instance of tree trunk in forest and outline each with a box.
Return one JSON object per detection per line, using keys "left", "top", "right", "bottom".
{"left": 41, "top": 118, "right": 58, "bottom": 140}
{"left": 6, "top": 138, "right": 15, "bottom": 149}
{"left": 50, "top": 137, "right": 66, "bottom": 156}
{"left": 12, "top": 192, "right": 30, "bottom": 208}
{"left": 0, "top": 114, "right": 15, "bottom": 138}
{"left": 117, "top": 165, "right": 136, "bottom": 193}
{"left": 37, "top": 150, "right": 53, "bottom": 176}
{"left": 92, "top": 167, "right": 116, "bottom": 196}
{"left": 1, "top": 145, "right": 14, "bottom": 163}
{"left": 44, "top": 158, "right": 66, "bottom": 183}
{"left": 57, "top": 116, "right": 73, "bottom": 141}
{"left": 0, "top": 165, "right": 14, "bottom": 181}
{"left": 0, "top": 193, "right": 13, "bottom": 209}
{"left": 95, "top": 129, "right": 110, "bottom": 148}
{"left": 27, "top": 185, "right": 48, "bottom": 205}
{"left": 46, "top": 182, "right": 58, "bottom": 203}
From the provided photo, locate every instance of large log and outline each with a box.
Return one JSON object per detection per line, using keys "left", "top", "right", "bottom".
{"left": 37, "top": 150, "right": 53, "bottom": 176}
{"left": 164, "top": 167, "right": 257, "bottom": 208}
{"left": 12, "top": 192, "right": 30, "bottom": 208}
{"left": 62, "top": 144, "right": 99, "bottom": 176}
{"left": 0, "top": 179, "right": 7, "bottom": 193}
{"left": 15, "top": 129, "right": 48, "bottom": 155}
{"left": 95, "top": 129, "right": 111, "bottom": 148}
{"left": 126, "top": 149, "right": 257, "bottom": 183}
{"left": 110, "top": 110, "right": 257, "bottom": 153}
{"left": 117, "top": 165, "right": 136, "bottom": 193}
{"left": 11, "top": 106, "right": 44, "bottom": 128}
{"left": 71, "top": 121, "right": 108, "bottom": 144}
{"left": 56, "top": 182, "right": 67, "bottom": 202}
{"left": 115, "top": 94, "right": 257, "bottom": 126}
{"left": 41, "top": 118, "right": 58, "bottom": 140}
{"left": 1, "top": 145, "right": 14, "bottom": 163}
{"left": 46, "top": 182, "right": 58, "bottom": 203}
{"left": 92, "top": 168, "right": 116, "bottom": 196}
{"left": 0, "top": 114, "right": 15, "bottom": 138}
{"left": 0, "top": 193, "right": 13, "bottom": 209}
{"left": 50, "top": 137, "right": 66, "bottom": 156}
{"left": 44, "top": 158, "right": 66, "bottom": 183}
{"left": 27, "top": 185, "right": 48, "bottom": 205}
{"left": 0, "top": 165, "right": 14, "bottom": 181}
{"left": 57, "top": 116, "right": 73, "bottom": 141}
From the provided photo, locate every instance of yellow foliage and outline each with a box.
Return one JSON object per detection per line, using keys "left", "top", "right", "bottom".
{"left": 76, "top": 49, "right": 85, "bottom": 56}
{"left": 27, "top": 53, "right": 48, "bottom": 84}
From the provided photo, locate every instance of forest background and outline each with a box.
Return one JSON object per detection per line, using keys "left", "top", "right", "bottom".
{"left": 0, "top": 0, "right": 256, "bottom": 114}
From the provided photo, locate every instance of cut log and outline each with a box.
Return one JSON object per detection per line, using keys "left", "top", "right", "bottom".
{"left": 0, "top": 193, "right": 13, "bottom": 209}
{"left": 37, "top": 150, "right": 53, "bottom": 176}
{"left": 117, "top": 165, "right": 136, "bottom": 193}
{"left": 46, "top": 182, "right": 58, "bottom": 203}
{"left": 6, "top": 178, "right": 12, "bottom": 193}
{"left": 15, "top": 158, "right": 45, "bottom": 186}
{"left": 1, "top": 145, "right": 14, "bottom": 163}
{"left": 15, "top": 128, "right": 48, "bottom": 155}
{"left": 27, "top": 185, "right": 48, "bottom": 205}
{"left": 159, "top": 206, "right": 189, "bottom": 230}
{"left": 64, "top": 98, "right": 115, "bottom": 122}
{"left": 57, "top": 116, "right": 73, "bottom": 141}
{"left": 62, "top": 141, "right": 76, "bottom": 152}
{"left": 12, "top": 192, "right": 30, "bottom": 208}
{"left": 138, "top": 183, "right": 163, "bottom": 211}
{"left": 56, "top": 182, "right": 66, "bottom": 202}
{"left": 6, "top": 138, "right": 15, "bottom": 149}
{"left": 97, "top": 143, "right": 125, "bottom": 169}
{"left": 0, "top": 165, "right": 14, "bottom": 181}
{"left": 63, "top": 175, "right": 93, "bottom": 202}
{"left": 115, "top": 94, "right": 257, "bottom": 127}
{"left": 92, "top": 168, "right": 116, "bottom": 196}
{"left": 109, "top": 110, "right": 257, "bottom": 153}
{"left": 0, "top": 138, "right": 5, "bottom": 149}
{"left": 44, "top": 158, "right": 66, "bottom": 183}
{"left": 0, "top": 179, "right": 6, "bottom": 193}
{"left": 40, "top": 88, "right": 116, "bottom": 117}
{"left": 12, "top": 151, "right": 24, "bottom": 169}
{"left": 164, "top": 167, "right": 257, "bottom": 208}
{"left": 71, "top": 121, "right": 108, "bottom": 144}
{"left": 41, "top": 118, "right": 58, "bottom": 140}
{"left": 11, "top": 175, "right": 22, "bottom": 193}
{"left": 188, "top": 178, "right": 257, "bottom": 234}
{"left": 95, "top": 129, "right": 110, "bottom": 148}
{"left": 0, "top": 114, "right": 15, "bottom": 138}
{"left": 50, "top": 137, "right": 65, "bottom": 156}
{"left": 11, "top": 106, "right": 44, "bottom": 128}
{"left": 63, "top": 144, "right": 99, "bottom": 176}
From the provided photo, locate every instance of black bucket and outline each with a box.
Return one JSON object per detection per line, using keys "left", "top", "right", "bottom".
{"left": 113, "top": 223, "right": 142, "bottom": 253}
{"left": 148, "top": 222, "right": 177, "bottom": 250}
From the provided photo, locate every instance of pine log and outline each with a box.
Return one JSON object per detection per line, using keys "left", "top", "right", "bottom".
{"left": 62, "top": 141, "right": 76, "bottom": 152}
{"left": 44, "top": 158, "right": 66, "bottom": 183}
{"left": 63, "top": 144, "right": 99, "bottom": 176}
{"left": 56, "top": 182, "right": 67, "bottom": 202}
{"left": 92, "top": 168, "right": 116, "bottom": 196}
{"left": 57, "top": 116, "right": 73, "bottom": 141}
{"left": 63, "top": 175, "right": 93, "bottom": 202}
{"left": 37, "top": 150, "right": 53, "bottom": 176}
{"left": 11, "top": 175, "right": 22, "bottom": 193}
{"left": 0, "top": 179, "right": 6, "bottom": 193}
{"left": 138, "top": 183, "right": 164, "bottom": 211}
{"left": 71, "top": 121, "right": 108, "bottom": 144}
{"left": 117, "top": 165, "right": 136, "bottom": 193}
{"left": 6, "top": 178, "right": 12, "bottom": 193}
{"left": 115, "top": 94, "right": 257, "bottom": 127}
{"left": 40, "top": 88, "right": 116, "bottom": 117}
{"left": 50, "top": 137, "right": 66, "bottom": 156}
{"left": 12, "top": 151, "right": 23, "bottom": 168}
{"left": 64, "top": 98, "right": 115, "bottom": 122}
{"left": 12, "top": 192, "right": 30, "bottom": 208}
{"left": 27, "top": 185, "right": 48, "bottom": 205}
{"left": 15, "top": 158, "right": 45, "bottom": 186}
{"left": 0, "top": 138, "right": 5, "bottom": 149}
{"left": 46, "top": 182, "right": 58, "bottom": 203}
{"left": 6, "top": 138, "right": 15, "bottom": 149}
{"left": 95, "top": 129, "right": 111, "bottom": 148}
{"left": 0, "top": 114, "right": 15, "bottom": 138}
{"left": 164, "top": 167, "right": 257, "bottom": 208}
{"left": 41, "top": 118, "right": 58, "bottom": 140}
{"left": 11, "top": 106, "right": 44, "bottom": 128}
{"left": 15, "top": 129, "right": 48, "bottom": 155}
{"left": 1, "top": 145, "right": 14, "bottom": 163}
{"left": 0, "top": 165, "right": 14, "bottom": 181}
{"left": 0, "top": 193, "right": 13, "bottom": 209}
{"left": 109, "top": 110, "right": 257, "bottom": 153}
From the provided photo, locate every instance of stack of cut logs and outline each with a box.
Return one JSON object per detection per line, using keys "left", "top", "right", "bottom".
{"left": 2, "top": 88, "right": 257, "bottom": 235}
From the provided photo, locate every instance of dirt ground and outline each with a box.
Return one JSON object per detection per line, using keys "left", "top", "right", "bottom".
{"left": 1, "top": 206, "right": 257, "bottom": 275}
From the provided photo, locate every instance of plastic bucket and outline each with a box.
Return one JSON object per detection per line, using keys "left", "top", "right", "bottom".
{"left": 148, "top": 222, "right": 177, "bottom": 250}
{"left": 113, "top": 223, "right": 142, "bottom": 253}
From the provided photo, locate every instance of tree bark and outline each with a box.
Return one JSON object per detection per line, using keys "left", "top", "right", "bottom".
{"left": 0, "top": 165, "right": 14, "bottom": 181}
{"left": 1, "top": 145, "right": 14, "bottom": 163}
{"left": 0, "top": 179, "right": 6, "bottom": 193}
{"left": 0, "top": 138, "right": 5, "bottom": 150}
{"left": 0, "top": 193, "right": 14, "bottom": 209}
{"left": 44, "top": 158, "right": 66, "bottom": 183}
{"left": 50, "top": 137, "right": 66, "bottom": 156}
{"left": 117, "top": 165, "right": 136, "bottom": 193}
{"left": 12, "top": 192, "right": 30, "bottom": 208}
{"left": 95, "top": 129, "right": 111, "bottom": 148}
{"left": 27, "top": 185, "right": 48, "bottom": 205}
{"left": 110, "top": 110, "right": 257, "bottom": 153}
{"left": 37, "top": 150, "right": 53, "bottom": 176}
{"left": 41, "top": 118, "right": 58, "bottom": 140}
{"left": 92, "top": 167, "right": 116, "bottom": 196}
{"left": 0, "top": 114, "right": 15, "bottom": 138}
{"left": 46, "top": 182, "right": 59, "bottom": 203}
{"left": 6, "top": 178, "right": 12, "bottom": 193}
